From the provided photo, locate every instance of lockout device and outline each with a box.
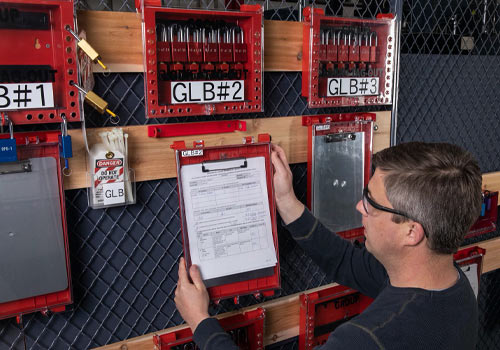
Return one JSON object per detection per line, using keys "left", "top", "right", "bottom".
{"left": 302, "top": 7, "right": 397, "bottom": 108}
{"left": 0, "top": 128, "right": 72, "bottom": 320}
{"left": 172, "top": 133, "right": 280, "bottom": 302}
{"left": 303, "top": 113, "right": 375, "bottom": 242}
{"left": 466, "top": 191, "right": 498, "bottom": 239}
{"left": 0, "top": 0, "right": 81, "bottom": 124}
{"left": 154, "top": 308, "right": 265, "bottom": 350}
{"left": 299, "top": 285, "right": 373, "bottom": 349}
{"left": 136, "top": 0, "right": 263, "bottom": 118}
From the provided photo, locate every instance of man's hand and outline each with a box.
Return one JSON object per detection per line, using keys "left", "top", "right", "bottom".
{"left": 271, "top": 144, "right": 304, "bottom": 225}
{"left": 175, "top": 257, "right": 210, "bottom": 333}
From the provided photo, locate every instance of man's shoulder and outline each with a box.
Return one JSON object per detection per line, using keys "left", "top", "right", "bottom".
{"left": 336, "top": 284, "right": 478, "bottom": 349}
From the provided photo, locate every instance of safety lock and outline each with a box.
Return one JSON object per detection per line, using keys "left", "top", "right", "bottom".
{"left": 66, "top": 26, "right": 107, "bottom": 70}
{"left": 71, "top": 82, "right": 117, "bottom": 119}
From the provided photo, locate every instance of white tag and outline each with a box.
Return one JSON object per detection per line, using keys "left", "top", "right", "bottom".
{"left": 326, "top": 77, "right": 379, "bottom": 97}
{"left": 0, "top": 83, "right": 54, "bottom": 110}
{"left": 171, "top": 80, "right": 244, "bottom": 104}
{"left": 181, "top": 149, "right": 203, "bottom": 157}
{"left": 103, "top": 182, "right": 126, "bottom": 206}
{"left": 316, "top": 124, "right": 331, "bottom": 131}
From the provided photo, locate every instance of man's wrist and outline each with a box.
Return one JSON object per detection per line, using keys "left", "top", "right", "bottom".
{"left": 276, "top": 195, "right": 305, "bottom": 225}
{"left": 189, "top": 313, "right": 210, "bottom": 333}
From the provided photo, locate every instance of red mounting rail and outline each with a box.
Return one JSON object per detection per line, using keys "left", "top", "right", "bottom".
{"left": 154, "top": 308, "right": 265, "bottom": 350}
{"left": 148, "top": 120, "right": 246, "bottom": 138}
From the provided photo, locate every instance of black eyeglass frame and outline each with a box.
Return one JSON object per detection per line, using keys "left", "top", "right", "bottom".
{"left": 362, "top": 186, "right": 428, "bottom": 237}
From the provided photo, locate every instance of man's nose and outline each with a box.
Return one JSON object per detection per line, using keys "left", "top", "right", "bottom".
{"left": 356, "top": 199, "right": 367, "bottom": 216}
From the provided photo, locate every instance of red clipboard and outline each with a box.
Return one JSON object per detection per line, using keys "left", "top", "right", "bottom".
{"left": 173, "top": 137, "right": 280, "bottom": 302}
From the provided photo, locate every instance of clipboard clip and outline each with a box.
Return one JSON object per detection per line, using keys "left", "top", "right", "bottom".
{"left": 0, "top": 159, "right": 32, "bottom": 175}
{"left": 202, "top": 158, "right": 248, "bottom": 173}
{"left": 325, "top": 132, "right": 356, "bottom": 143}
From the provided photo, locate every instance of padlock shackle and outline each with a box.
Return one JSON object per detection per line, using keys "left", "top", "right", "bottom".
{"left": 61, "top": 115, "right": 68, "bottom": 137}
{"left": 370, "top": 31, "right": 378, "bottom": 46}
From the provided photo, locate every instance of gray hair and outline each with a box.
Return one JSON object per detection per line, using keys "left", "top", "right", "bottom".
{"left": 373, "top": 142, "right": 482, "bottom": 254}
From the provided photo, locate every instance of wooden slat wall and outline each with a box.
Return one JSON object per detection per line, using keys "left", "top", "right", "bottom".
{"left": 63, "top": 112, "right": 391, "bottom": 190}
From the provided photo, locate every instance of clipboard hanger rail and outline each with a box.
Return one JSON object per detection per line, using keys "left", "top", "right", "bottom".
{"left": 148, "top": 120, "right": 247, "bottom": 138}
{"left": 302, "top": 113, "right": 376, "bottom": 126}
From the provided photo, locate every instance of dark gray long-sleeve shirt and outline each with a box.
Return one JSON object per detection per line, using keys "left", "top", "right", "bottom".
{"left": 193, "top": 209, "right": 478, "bottom": 350}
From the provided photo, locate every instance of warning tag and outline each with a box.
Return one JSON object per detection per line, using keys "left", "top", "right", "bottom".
{"left": 93, "top": 151, "right": 125, "bottom": 206}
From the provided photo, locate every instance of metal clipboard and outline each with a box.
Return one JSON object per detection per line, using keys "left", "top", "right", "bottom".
{"left": 304, "top": 113, "right": 375, "bottom": 242}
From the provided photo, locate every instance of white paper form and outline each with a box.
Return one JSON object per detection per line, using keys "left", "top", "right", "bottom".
{"left": 180, "top": 156, "right": 277, "bottom": 281}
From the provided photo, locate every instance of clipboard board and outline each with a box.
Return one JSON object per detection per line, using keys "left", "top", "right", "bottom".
{"left": 0, "top": 131, "right": 72, "bottom": 320}
{"left": 303, "top": 113, "right": 375, "bottom": 242}
{"left": 174, "top": 138, "right": 280, "bottom": 302}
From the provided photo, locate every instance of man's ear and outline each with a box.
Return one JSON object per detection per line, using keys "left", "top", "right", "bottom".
{"left": 404, "top": 221, "right": 426, "bottom": 246}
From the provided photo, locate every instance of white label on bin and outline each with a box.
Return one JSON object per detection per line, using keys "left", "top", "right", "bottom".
{"left": 316, "top": 125, "right": 331, "bottom": 131}
{"left": 326, "top": 77, "right": 379, "bottom": 97}
{"left": 181, "top": 149, "right": 203, "bottom": 157}
{"left": 170, "top": 80, "right": 244, "bottom": 104}
{"left": 0, "top": 83, "right": 54, "bottom": 110}
{"left": 103, "top": 182, "right": 126, "bottom": 206}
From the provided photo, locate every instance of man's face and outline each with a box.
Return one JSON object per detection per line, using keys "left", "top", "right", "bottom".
{"left": 356, "top": 169, "right": 404, "bottom": 259}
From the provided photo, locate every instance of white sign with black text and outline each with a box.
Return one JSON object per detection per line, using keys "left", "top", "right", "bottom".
{"left": 326, "top": 77, "right": 379, "bottom": 97}
{"left": 0, "top": 83, "right": 54, "bottom": 110}
{"left": 103, "top": 182, "right": 126, "bottom": 206}
{"left": 171, "top": 80, "right": 244, "bottom": 104}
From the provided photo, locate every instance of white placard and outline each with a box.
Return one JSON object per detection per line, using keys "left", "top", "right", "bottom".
{"left": 315, "top": 124, "right": 331, "bottom": 131}
{"left": 103, "top": 182, "right": 126, "bottom": 206}
{"left": 171, "top": 80, "right": 244, "bottom": 104}
{"left": 326, "top": 77, "right": 379, "bottom": 97}
{"left": 0, "top": 83, "right": 54, "bottom": 110}
{"left": 461, "top": 263, "right": 479, "bottom": 298}
{"left": 180, "top": 156, "right": 277, "bottom": 281}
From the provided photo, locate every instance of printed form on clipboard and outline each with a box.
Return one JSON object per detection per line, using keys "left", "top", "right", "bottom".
{"left": 180, "top": 156, "right": 277, "bottom": 281}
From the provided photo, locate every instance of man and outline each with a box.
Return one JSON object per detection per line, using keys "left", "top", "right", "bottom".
{"left": 175, "top": 142, "right": 482, "bottom": 350}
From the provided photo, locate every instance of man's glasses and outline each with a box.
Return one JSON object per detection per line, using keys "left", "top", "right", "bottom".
{"left": 362, "top": 186, "right": 428, "bottom": 237}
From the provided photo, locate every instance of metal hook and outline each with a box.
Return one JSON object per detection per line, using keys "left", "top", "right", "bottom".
{"left": 8, "top": 118, "right": 14, "bottom": 139}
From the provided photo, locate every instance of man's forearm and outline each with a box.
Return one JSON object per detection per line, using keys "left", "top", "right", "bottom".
{"left": 276, "top": 195, "right": 305, "bottom": 225}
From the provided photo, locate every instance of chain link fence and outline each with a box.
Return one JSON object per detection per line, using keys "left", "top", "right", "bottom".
{"left": 1, "top": 0, "right": 500, "bottom": 349}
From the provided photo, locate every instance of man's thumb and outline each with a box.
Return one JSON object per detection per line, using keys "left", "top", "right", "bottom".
{"left": 190, "top": 265, "right": 206, "bottom": 290}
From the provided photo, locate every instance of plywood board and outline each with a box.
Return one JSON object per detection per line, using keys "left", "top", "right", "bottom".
{"left": 64, "top": 112, "right": 391, "bottom": 190}
{"left": 76, "top": 12, "right": 303, "bottom": 72}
